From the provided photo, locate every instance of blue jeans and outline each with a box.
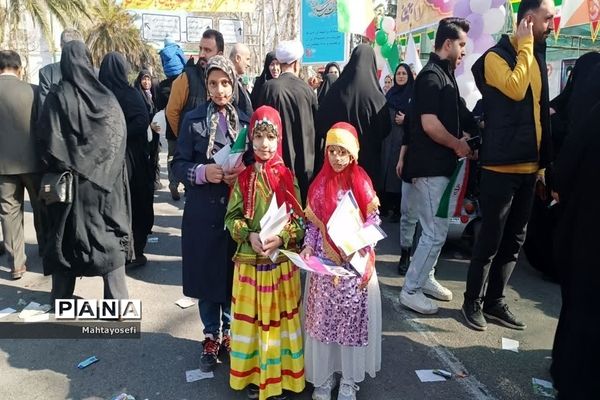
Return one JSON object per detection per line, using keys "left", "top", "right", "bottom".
{"left": 404, "top": 176, "right": 450, "bottom": 293}
{"left": 198, "top": 299, "right": 231, "bottom": 338}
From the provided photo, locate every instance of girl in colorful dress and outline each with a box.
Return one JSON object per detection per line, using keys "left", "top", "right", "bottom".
{"left": 300, "top": 122, "right": 382, "bottom": 400}
{"left": 225, "top": 106, "right": 306, "bottom": 400}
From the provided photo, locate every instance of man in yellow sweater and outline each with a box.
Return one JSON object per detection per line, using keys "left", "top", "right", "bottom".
{"left": 463, "top": 0, "right": 555, "bottom": 331}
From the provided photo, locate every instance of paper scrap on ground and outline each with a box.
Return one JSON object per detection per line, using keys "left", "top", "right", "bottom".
{"left": 415, "top": 369, "right": 448, "bottom": 382}
{"left": 280, "top": 249, "right": 356, "bottom": 277}
{"left": 259, "top": 195, "right": 289, "bottom": 261}
{"left": 18, "top": 302, "right": 51, "bottom": 320}
{"left": 502, "top": 338, "right": 520, "bottom": 353}
{"left": 112, "top": 393, "right": 136, "bottom": 400}
{"left": 327, "top": 191, "right": 386, "bottom": 256}
{"left": 0, "top": 307, "right": 16, "bottom": 319}
{"left": 0, "top": 266, "right": 11, "bottom": 272}
{"left": 24, "top": 313, "right": 50, "bottom": 323}
{"left": 186, "top": 369, "right": 214, "bottom": 382}
{"left": 175, "top": 297, "right": 196, "bottom": 309}
{"left": 147, "top": 236, "right": 159, "bottom": 243}
{"left": 17, "top": 298, "right": 28, "bottom": 306}
{"left": 77, "top": 355, "right": 99, "bottom": 369}
{"left": 532, "top": 378, "right": 556, "bottom": 398}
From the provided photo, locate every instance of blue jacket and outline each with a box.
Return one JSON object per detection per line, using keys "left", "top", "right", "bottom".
{"left": 159, "top": 43, "right": 186, "bottom": 78}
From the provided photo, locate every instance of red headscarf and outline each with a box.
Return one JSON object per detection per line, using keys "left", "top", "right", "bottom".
{"left": 306, "top": 122, "right": 379, "bottom": 265}
{"left": 238, "top": 106, "right": 303, "bottom": 220}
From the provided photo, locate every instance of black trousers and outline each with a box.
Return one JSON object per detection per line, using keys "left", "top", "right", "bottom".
{"left": 464, "top": 169, "right": 536, "bottom": 306}
{"left": 51, "top": 266, "right": 129, "bottom": 301}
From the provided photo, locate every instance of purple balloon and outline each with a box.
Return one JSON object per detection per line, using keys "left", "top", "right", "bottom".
{"left": 474, "top": 34, "right": 496, "bottom": 53}
{"left": 453, "top": 0, "right": 472, "bottom": 18}
{"left": 491, "top": 0, "right": 506, "bottom": 7}
{"left": 466, "top": 13, "right": 484, "bottom": 40}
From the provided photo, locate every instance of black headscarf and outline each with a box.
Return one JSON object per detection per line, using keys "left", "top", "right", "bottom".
{"left": 317, "top": 73, "right": 337, "bottom": 104}
{"left": 134, "top": 69, "right": 156, "bottom": 116}
{"left": 250, "top": 51, "right": 277, "bottom": 108}
{"left": 323, "top": 62, "right": 341, "bottom": 76}
{"left": 39, "top": 41, "right": 126, "bottom": 193}
{"left": 99, "top": 52, "right": 150, "bottom": 144}
{"left": 385, "top": 63, "right": 414, "bottom": 112}
{"left": 551, "top": 52, "right": 600, "bottom": 118}
{"left": 315, "top": 44, "right": 390, "bottom": 183}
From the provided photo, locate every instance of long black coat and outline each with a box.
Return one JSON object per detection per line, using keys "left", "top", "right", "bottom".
{"left": 172, "top": 103, "right": 250, "bottom": 302}
{"left": 550, "top": 102, "right": 600, "bottom": 399}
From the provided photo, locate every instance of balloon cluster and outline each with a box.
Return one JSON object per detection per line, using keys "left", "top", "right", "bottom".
{"left": 454, "top": 0, "right": 507, "bottom": 108}
{"left": 373, "top": 16, "right": 400, "bottom": 78}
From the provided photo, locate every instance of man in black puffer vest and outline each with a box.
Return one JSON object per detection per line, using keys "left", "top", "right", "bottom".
{"left": 462, "top": 0, "right": 555, "bottom": 332}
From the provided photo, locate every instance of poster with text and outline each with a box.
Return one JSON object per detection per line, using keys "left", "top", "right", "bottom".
{"left": 301, "top": 0, "right": 346, "bottom": 64}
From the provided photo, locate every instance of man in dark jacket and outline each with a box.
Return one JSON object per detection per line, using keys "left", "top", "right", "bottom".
{"left": 38, "top": 29, "right": 83, "bottom": 109}
{"left": 229, "top": 43, "right": 253, "bottom": 117}
{"left": 166, "top": 29, "right": 224, "bottom": 200}
{"left": 0, "top": 51, "right": 44, "bottom": 279}
{"left": 462, "top": 0, "right": 555, "bottom": 331}
{"left": 399, "top": 18, "right": 472, "bottom": 315}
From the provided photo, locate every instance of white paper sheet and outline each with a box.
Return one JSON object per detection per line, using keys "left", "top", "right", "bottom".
{"left": 327, "top": 191, "right": 386, "bottom": 256}
{"left": 175, "top": 297, "right": 196, "bottom": 309}
{"left": 18, "top": 302, "right": 51, "bottom": 320}
{"left": 531, "top": 378, "right": 556, "bottom": 398}
{"left": 280, "top": 249, "right": 356, "bottom": 277}
{"left": 186, "top": 369, "right": 214, "bottom": 382}
{"left": 501, "top": 337, "right": 519, "bottom": 353}
{"left": 415, "top": 369, "right": 448, "bottom": 382}
{"left": 212, "top": 144, "right": 231, "bottom": 166}
{"left": 259, "top": 195, "right": 289, "bottom": 261}
{"left": 0, "top": 307, "right": 16, "bottom": 319}
{"left": 23, "top": 313, "right": 50, "bottom": 323}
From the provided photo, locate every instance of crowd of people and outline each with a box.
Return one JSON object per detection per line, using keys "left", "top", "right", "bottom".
{"left": 0, "top": 0, "right": 598, "bottom": 398}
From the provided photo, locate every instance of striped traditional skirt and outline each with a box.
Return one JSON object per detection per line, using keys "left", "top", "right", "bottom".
{"left": 229, "top": 260, "right": 305, "bottom": 400}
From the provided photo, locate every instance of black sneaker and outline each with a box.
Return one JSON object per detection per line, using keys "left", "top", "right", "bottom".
{"left": 268, "top": 393, "right": 288, "bottom": 400}
{"left": 397, "top": 248, "right": 411, "bottom": 275}
{"left": 246, "top": 384, "right": 259, "bottom": 399}
{"left": 462, "top": 300, "right": 487, "bottom": 331}
{"left": 200, "top": 336, "right": 220, "bottom": 372}
{"left": 483, "top": 303, "right": 527, "bottom": 330}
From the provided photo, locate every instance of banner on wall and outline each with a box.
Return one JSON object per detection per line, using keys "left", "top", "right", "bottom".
{"left": 122, "top": 0, "right": 256, "bottom": 13}
{"left": 301, "top": 0, "right": 347, "bottom": 64}
{"left": 396, "top": 0, "right": 455, "bottom": 34}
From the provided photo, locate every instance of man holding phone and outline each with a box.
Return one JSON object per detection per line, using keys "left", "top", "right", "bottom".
{"left": 463, "top": 0, "right": 555, "bottom": 331}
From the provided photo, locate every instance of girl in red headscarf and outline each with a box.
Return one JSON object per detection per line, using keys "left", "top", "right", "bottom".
{"left": 225, "top": 106, "right": 305, "bottom": 400}
{"left": 300, "top": 122, "right": 382, "bottom": 400}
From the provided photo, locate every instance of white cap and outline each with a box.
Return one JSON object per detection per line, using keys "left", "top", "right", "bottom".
{"left": 275, "top": 40, "right": 304, "bottom": 64}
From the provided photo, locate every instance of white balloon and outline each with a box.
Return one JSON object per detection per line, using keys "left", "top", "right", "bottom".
{"left": 466, "top": 37, "right": 475, "bottom": 55}
{"left": 382, "top": 16, "right": 396, "bottom": 33}
{"left": 483, "top": 6, "right": 506, "bottom": 35}
{"left": 464, "top": 91, "right": 482, "bottom": 111}
{"left": 470, "top": 0, "right": 492, "bottom": 15}
{"left": 387, "top": 31, "right": 397, "bottom": 45}
{"left": 462, "top": 53, "right": 481, "bottom": 74}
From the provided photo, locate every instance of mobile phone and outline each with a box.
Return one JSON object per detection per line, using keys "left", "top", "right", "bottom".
{"left": 466, "top": 136, "right": 481, "bottom": 151}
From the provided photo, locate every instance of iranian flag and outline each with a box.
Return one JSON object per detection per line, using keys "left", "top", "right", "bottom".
{"left": 337, "top": 0, "right": 375, "bottom": 34}
{"left": 436, "top": 159, "right": 470, "bottom": 219}
{"left": 227, "top": 126, "right": 248, "bottom": 170}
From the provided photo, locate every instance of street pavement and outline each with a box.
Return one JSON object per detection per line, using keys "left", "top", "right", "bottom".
{"left": 0, "top": 149, "right": 560, "bottom": 400}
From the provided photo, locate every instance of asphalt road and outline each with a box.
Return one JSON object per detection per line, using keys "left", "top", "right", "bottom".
{"left": 0, "top": 149, "right": 560, "bottom": 400}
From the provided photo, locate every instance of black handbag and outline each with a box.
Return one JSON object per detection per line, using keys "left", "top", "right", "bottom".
{"left": 39, "top": 171, "right": 73, "bottom": 204}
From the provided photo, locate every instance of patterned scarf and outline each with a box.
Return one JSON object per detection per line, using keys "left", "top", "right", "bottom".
{"left": 205, "top": 55, "right": 240, "bottom": 158}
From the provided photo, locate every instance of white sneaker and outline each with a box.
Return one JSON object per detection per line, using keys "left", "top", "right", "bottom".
{"left": 400, "top": 289, "right": 439, "bottom": 314}
{"left": 312, "top": 374, "right": 337, "bottom": 400}
{"left": 337, "top": 379, "right": 359, "bottom": 400}
{"left": 422, "top": 277, "right": 453, "bottom": 301}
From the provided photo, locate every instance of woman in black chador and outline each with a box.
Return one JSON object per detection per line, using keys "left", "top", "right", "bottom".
{"left": 38, "top": 41, "right": 130, "bottom": 300}
{"left": 100, "top": 52, "right": 154, "bottom": 267}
